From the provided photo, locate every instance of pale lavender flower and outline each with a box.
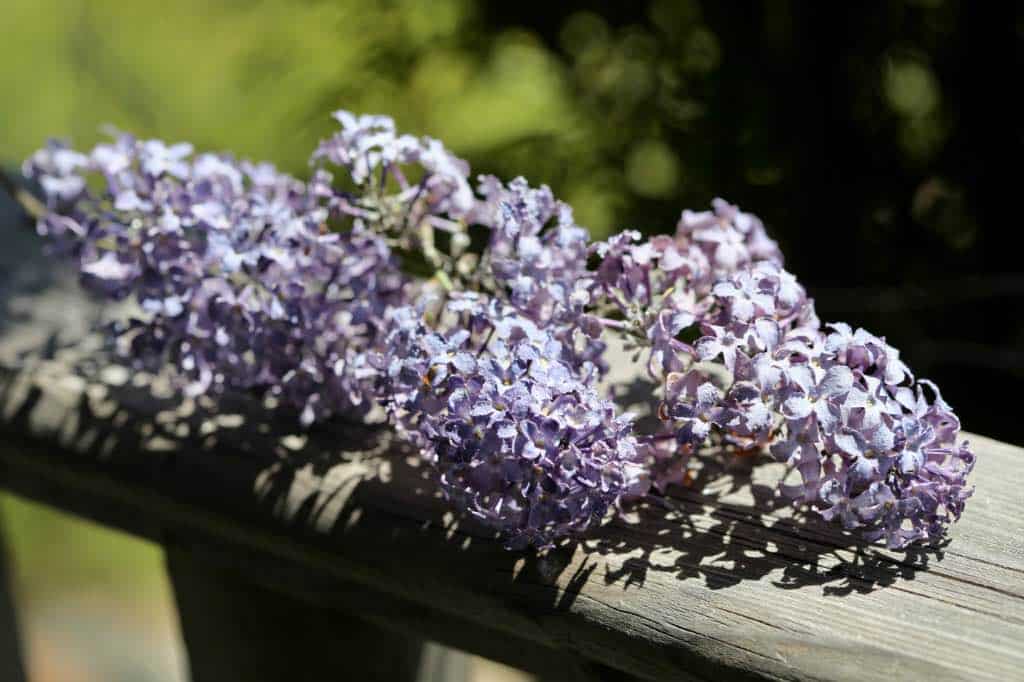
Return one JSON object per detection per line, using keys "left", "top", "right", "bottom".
{"left": 23, "top": 112, "right": 975, "bottom": 552}
{"left": 25, "top": 126, "right": 407, "bottom": 424}
{"left": 381, "top": 296, "right": 645, "bottom": 549}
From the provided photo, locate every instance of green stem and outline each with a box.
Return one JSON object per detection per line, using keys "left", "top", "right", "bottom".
{"left": 0, "top": 168, "right": 46, "bottom": 222}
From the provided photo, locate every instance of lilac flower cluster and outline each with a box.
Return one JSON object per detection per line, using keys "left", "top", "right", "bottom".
{"left": 23, "top": 135, "right": 405, "bottom": 424}
{"left": 590, "top": 206, "right": 973, "bottom": 548}
{"left": 378, "top": 295, "right": 643, "bottom": 548}
{"left": 24, "top": 110, "right": 974, "bottom": 550}
{"left": 589, "top": 202, "right": 790, "bottom": 487}
{"left": 471, "top": 176, "right": 607, "bottom": 377}
{"left": 311, "top": 111, "right": 476, "bottom": 274}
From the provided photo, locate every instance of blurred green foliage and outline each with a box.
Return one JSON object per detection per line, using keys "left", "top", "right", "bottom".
{"left": 1, "top": 493, "right": 165, "bottom": 604}
{"left": 2, "top": 0, "right": 986, "bottom": 249}
{"left": 0, "top": 0, "right": 998, "bottom": 244}
{"left": 0, "top": 0, "right": 736, "bottom": 237}
{"left": 0, "top": 0, "right": 578, "bottom": 225}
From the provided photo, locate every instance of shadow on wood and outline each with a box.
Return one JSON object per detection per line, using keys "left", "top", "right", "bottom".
{"left": 0, "top": 512, "right": 28, "bottom": 682}
{"left": 2, "top": 341, "right": 1015, "bottom": 681}
{"left": 167, "top": 544, "right": 438, "bottom": 682}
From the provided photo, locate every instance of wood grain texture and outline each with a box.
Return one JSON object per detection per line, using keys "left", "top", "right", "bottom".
{"left": 0, "top": 218, "right": 1022, "bottom": 682}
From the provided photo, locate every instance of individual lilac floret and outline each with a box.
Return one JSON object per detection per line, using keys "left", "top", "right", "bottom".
{"left": 677, "top": 197, "right": 783, "bottom": 271}
{"left": 380, "top": 295, "right": 645, "bottom": 549}
{"left": 24, "top": 131, "right": 407, "bottom": 424}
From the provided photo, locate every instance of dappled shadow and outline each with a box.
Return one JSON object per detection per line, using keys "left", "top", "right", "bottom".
{"left": 0, "top": 177, "right": 56, "bottom": 335}
{"left": 582, "top": 449, "right": 944, "bottom": 596}
{"left": 0, "top": 335, "right": 944, "bottom": 606}
{"left": 0, "top": 328, "right": 500, "bottom": 556}
{"left": 0, "top": 175, "right": 111, "bottom": 370}
{"left": 584, "top": 365, "right": 946, "bottom": 596}
{"left": 0, "top": 295, "right": 946, "bottom": 652}
{"left": 0, "top": 322, "right": 955, "bottom": 682}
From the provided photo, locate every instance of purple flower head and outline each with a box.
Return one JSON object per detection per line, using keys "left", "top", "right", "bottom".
{"left": 774, "top": 329, "right": 974, "bottom": 548}
{"left": 383, "top": 296, "right": 645, "bottom": 549}
{"left": 593, "top": 206, "right": 975, "bottom": 548}
{"left": 25, "top": 129, "right": 408, "bottom": 424}
{"left": 591, "top": 201, "right": 791, "bottom": 391}
{"left": 24, "top": 114, "right": 975, "bottom": 553}
{"left": 475, "top": 177, "right": 592, "bottom": 325}
{"left": 466, "top": 176, "right": 609, "bottom": 381}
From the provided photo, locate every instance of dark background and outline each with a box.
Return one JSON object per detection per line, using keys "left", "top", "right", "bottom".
{"left": 477, "top": 1, "right": 1024, "bottom": 444}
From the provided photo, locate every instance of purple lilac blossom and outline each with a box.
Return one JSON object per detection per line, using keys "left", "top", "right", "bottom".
{"left": 24, "top": 110, "right": 974, "bottom": 550}
{"left": 592, "top": 207, "right": 972, "bottom": 547}
{"left": 471, "top": 176, "right": 606, "bottom": 377}
{"left": 23, "top": 130, "right": 406, "bottom": 424}
{"left": 590, "top": 204, "right": 788, "bottom": 490}
{"left": 379, "top": 295, "right": 645, "bottom": 549}
{"left": 313, "top": 111, "right": 473, "bottom": 217}
{"left": 311, "top": 110, "right": 475, "bottom": 267}
{"left": 474, "top": 176, "right": 592, "bottom": 326}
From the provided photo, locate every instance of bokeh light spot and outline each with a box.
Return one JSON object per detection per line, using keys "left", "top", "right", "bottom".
{"left": 626, "top": 139, "right": 680, "bottom": 198}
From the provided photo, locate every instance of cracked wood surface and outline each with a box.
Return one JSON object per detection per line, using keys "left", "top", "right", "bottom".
{"left": 0, "top": 213, "right": 1022, "bottom": 682}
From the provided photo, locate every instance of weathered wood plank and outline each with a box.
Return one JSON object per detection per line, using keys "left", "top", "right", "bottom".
{"left": 0, "top": 218, "right": 1022, "bottom": 682}
{"left": 0, "top": 185, "right": 31, "bottom": 679}
{"left": 167, "top": 544, "right": 437, "bottom": 682}
{"left": 0, "top": 514, "right": 28, "bottom": 682}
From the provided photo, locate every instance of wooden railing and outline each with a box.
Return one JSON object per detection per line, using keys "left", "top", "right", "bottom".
{"left": 1, "top": 199, "right": 1022, "bottom": 681}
